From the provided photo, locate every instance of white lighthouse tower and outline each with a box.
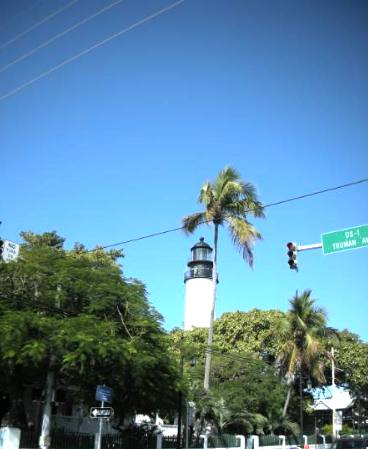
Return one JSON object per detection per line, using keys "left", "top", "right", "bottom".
{"left": 184, "top": 237, "right": 214, "bottom": 331}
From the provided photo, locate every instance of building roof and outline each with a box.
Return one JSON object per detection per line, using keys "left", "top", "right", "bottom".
{"left": 191, "top": 237, "right": 212, "bottom": 251}
{"left": 312, "top": 389, "right": 354, "bottom": 411}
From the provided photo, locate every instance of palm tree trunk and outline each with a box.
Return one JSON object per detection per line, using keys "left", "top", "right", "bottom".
{"left": 282, "top": 385, "right": 292, "bottom": 417}
{"left": 203, "top": 223, "right": 218, "bottom": 391}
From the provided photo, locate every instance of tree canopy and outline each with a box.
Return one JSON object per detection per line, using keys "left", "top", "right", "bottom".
{"left": 0, "top": 231, "right": 180, "bottom": 427}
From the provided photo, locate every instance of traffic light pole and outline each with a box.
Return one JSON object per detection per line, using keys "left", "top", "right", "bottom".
{"left": 297, "top": 242, "right": 322, "bottom": 251}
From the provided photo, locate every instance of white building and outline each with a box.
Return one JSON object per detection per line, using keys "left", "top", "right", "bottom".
{"left": 184, "top": 238, "right": 215, "bottom": 331}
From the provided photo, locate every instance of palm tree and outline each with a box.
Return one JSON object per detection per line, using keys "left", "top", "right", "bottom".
{"left": 182, "top": 166, "right": 264, "bottom": 390}
{"left": 277, "top": 290, "right": 335, "bottom": 416}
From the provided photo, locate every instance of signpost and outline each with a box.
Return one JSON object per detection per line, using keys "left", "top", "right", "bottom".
{"left": 94, "top": 386, "right": 113, "bottom": 449}
{"left": 321, "top": 224, "right": 368, "bottom": 255}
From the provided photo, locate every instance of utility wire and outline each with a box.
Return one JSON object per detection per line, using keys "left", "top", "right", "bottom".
{"left": 0, "top": 0, "right": 45, "bottom": 32}
{"left": 0, "top": 0, "right": 185, "bottom": 102}
{"left": 265, "top": 177, "right": 368, "bottom": 209}
{"left": 0, "top": 0, "right": 125, "bottom": 74}
{"left": 0, "top": 0, "right": 79, "bottom": 51}
{"left": 88, "top": 177, "right": 368, "bottom": 252}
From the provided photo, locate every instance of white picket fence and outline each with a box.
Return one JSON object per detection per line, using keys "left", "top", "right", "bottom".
{"left": 156, "top": 434, "right": 332, "bottom": 449}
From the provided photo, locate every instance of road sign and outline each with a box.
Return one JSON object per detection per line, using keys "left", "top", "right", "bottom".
{"left": 95, "top": 385, "right": 113, "bottom": 403}
{"left": 321, "top": 224, "right": 368, "bottom": 255}
{"left": 90, "top": 407, "right": 114, "bottom": 419}
{"left": 2, "top": 240, "right": 20, "bottom": 262}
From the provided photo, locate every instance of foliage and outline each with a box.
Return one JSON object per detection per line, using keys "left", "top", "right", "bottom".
{"left": 276, "top": 290, "right": 337, "bottom": 416}
{"left": 182, "top": 165, "right": 264, "bottom": 266}
{"left": 335, "top": 331, "right": 368, "bottom": 394}
{"left": 182, "top": 166, "right": 265, "bottom": 390}
{"left": 214, "top": 309, "right": 286, "bottom": 363}
{"left": 169, "top": 309, "right": 287, "bottom": 367}
{"left": 0, "top": 231, "right": 179, "bottom": 427}
{"left": 187, "top": 350, "right": 291, "bottom": 435}
{"left": 322, "top": 423, "right": 355, "bottom": 436}
{"left": 334, "top": 330, "right": 368, "bottom": 422}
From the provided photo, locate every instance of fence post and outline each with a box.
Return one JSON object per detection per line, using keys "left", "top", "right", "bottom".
{"left": 0, "top": 427, "right": 21, "bottom": 449}
{"left": 156, "top": 433, "right": 163, "bottom": 449}
{"left": 250, "top": 435, "right": 259, "bottom": 449}
{"left": 320, "top": 434, "right": 326, "bottom": 449}
{"left": 237, "top": 435, "right": 246, "bottom": 449}
{"left": 303, "top": 435, "right": 308, "bottom": 448}
{"left": 200, "top": 434, "right": 208, "bottom": 449}
{"left": 279, "top": 435, "right": 286, "bottom": 449}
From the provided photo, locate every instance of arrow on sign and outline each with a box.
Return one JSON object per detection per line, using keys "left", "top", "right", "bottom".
{"left": 90, "top": 407, "right": 114, "bottom": 418}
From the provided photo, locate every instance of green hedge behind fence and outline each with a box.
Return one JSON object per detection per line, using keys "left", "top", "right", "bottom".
{"left": 20, "top": 430, "right": 157, "bottom": 449}
{"left": 20, "top": 430, "right": 95, "bottom": 449}
{"left": 208, "top": 434, "right": 241, "bottom": 448}
{"left": 259, "top": 435, "right": 281, "bottom": 446}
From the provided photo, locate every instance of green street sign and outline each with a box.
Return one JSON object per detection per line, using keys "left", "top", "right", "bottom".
{"left": 321, "top": 224, "right": 368, "bottom": 255}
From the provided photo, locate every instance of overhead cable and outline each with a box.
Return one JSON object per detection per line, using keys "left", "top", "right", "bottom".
{"left": 0, "top": 0, "right": 185, "bottom": 102}
{"left": 0, "top": 0, "right": 79, "bottom": 51}
{"left": 0, "top": 0, "right": 125, "bottom": 74}
{"left": 0, "top": 0, "right": 44, "bottom": 32}
{"left": 87, "top": 177, "right": 368, "bottom": 252}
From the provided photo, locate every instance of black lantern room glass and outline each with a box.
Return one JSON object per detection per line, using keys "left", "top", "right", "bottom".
{"left": 192, "top": 237, "right": 212, "bottom": 261}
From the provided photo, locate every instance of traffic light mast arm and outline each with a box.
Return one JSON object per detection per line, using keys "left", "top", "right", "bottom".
{"left": 296, "top": 242, "right": 322, "bottom": 251}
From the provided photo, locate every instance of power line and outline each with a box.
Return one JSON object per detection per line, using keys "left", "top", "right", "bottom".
{"left": 0, "top": 0, "right": 79, "bottom": 51}
{"left": 0, "top": 0, "right": 185, "bottom": 102}
{"left": 0, "top": 0, "right": 125, "bottom": 74}
{"left": 0, "top": 0, "right": 45, "bottom": 32}
{"left": 265, "top": 178, "right": 368, "bottom": 209}
{"left": 88, "top": 177, "right": 368, "bottom": 252}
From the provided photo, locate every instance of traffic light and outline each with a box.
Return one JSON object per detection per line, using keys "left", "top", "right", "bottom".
{"left": 286, "top": 242, "right": 298, "bottom": 271}
{"left": 0, "top": 239, "right": 4, "bottom": 261}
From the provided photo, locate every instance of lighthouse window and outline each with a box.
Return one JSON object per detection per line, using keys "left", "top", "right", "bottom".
{"left": 193, "top": 248, "right": 210, "bottom": 260}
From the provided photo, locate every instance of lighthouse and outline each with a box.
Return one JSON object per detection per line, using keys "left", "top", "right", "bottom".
{"left": 184, "top": 237, "right": 214, "bottom": 331}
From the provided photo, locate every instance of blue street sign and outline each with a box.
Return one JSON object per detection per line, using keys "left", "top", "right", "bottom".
{"left": 95, "top": 385, "right": 113, "bottom": 403}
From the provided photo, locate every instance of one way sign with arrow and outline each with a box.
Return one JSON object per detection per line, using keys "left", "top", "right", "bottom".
{"left": 90, "top": 407, "right": 114, "bottom": 418}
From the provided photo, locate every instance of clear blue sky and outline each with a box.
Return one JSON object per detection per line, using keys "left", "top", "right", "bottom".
{"left": 1, "top": 0, "right": 367, "bottom": 342}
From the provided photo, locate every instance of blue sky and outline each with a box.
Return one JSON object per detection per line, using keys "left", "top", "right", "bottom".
{"left": 1, "top": 0, "right": 367, "bottom": 342}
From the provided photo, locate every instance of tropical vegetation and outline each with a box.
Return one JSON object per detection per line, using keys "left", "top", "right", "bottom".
{"left": 1, "top": 229, "right": 367, "bottom": 441}
{"left": 182, "top": 166, "right": 264, "bottom": 390}
{"left": 0, "top": 231, "right": 180, "bottom": 428}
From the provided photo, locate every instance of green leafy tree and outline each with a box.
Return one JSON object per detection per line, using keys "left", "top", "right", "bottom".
{"left": 0, "top": 231, "right": 180, "bottom": 428}
{"left": 190, "top": 352, "right": 289, "bottom": 435}
{"left": 334, "top": 330, "right": 368, "bottom": 426}
{"left": 182, "top": 166, "right": 264, "bottom": 390}
{"left": 214, "top": 309, "right": 286, "bottom": 362}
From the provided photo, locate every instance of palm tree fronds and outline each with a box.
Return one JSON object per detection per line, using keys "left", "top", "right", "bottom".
{"left": 182, "top": 212, "right": 207, "bottom": 234}
{"left": 199, "top": 182, "right": 215, "bottom": 207}
{"left": 227, "top": 217, "right": 262, "bottom": 267}
{"left": 277, "top": 290, "right": 331, "bottom": 414}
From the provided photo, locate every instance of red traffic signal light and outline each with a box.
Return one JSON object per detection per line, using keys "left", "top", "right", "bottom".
{"left": 286, "top": 242, "right": 298, "bottom": 271}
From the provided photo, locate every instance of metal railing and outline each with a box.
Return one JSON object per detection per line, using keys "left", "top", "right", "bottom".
{"left": 184, "top": 267, "right": 213, "bottom": 281}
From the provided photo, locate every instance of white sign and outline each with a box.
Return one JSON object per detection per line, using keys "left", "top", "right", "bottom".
{"left": 90, "top": 407, "right": 114, "bottom": 418}
{"left": 2, "top": 240, "right": 20, "bottom": 262}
